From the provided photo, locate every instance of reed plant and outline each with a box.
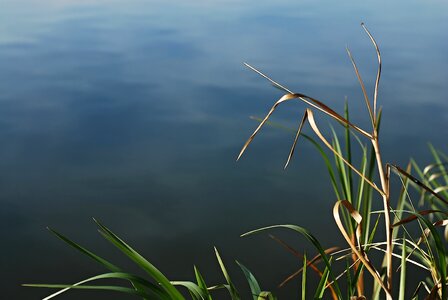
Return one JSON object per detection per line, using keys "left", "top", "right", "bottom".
{"left": 25, "top": 23, "right": 447, "bottom": 299}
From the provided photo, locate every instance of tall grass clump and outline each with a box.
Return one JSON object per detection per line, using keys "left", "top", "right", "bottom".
{"left": 25, "top": 23, "right": 447, "bottom": 299}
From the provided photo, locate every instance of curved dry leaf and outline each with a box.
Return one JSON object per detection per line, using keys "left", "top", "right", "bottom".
{"left": 243, "top": 63, "right": 372, "bottom": 136}
{"left": 346, "top": 47, "right": 375, "bottom": 129}
{"left": 361, "top": 23, "right": 381, "bottom": 120}
{"left": 333, "top": 200, "right": 390, "bottom": 296}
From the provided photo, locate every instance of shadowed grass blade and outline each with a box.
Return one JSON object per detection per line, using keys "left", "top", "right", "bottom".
{"left": 236, "top": 261, "right": 262, "bottom": 300}
{"left": 47, "top": 228, "right": 149, "bottom": 298}
{"left": 24, "top": 272, "right": 169, "bottom": 300}
{"left": 241, "top": 225, "right": 343, "bottom": 298}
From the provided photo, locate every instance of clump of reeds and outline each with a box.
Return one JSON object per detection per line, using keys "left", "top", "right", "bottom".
{"left": 25, "top": 23, "right": 448, "bottom": 300}
{"left": 237, "top": 23, "right": 448, "bottom": 299}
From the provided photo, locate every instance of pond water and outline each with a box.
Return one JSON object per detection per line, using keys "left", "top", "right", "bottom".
{"left": 1, "top": 0, "right": 447, "bottom": 298}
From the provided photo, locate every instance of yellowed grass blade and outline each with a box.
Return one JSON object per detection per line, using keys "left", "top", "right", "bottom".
{"left": 243, "top": 63, "right": 373, "bottom": 138}
{"left": 306, "top": 109, "right": 384, "bottom": 195}
{"left": 236, "top": 92, "right": 372, "bottom": 162}
{"left": 236, "top": 93, "right": 294, "bottom": 161}
{"left": 244, "top": 63, "right": 293, "bottom": 94}
{"left": 346, "top": 47, "right": 375, "bottom": 129}
{"left": 361, "top": 23, "right": 381, "bottom": 120}
{"left": 333, "top": 200, "right": 391, "bottom": 297}
{"left": 284, "top": 110, "right": 308, "bottom": 169}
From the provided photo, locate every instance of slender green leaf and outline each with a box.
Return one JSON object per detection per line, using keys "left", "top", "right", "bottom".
{"left": 214, "top": 247, "right": 240, "bottom": 299}
{"left": 236, "top": 261, "right": 261, "bottom": 300}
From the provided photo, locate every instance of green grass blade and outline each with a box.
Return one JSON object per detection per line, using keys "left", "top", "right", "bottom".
{"left": 24, "top": 272, "right": 169, "bottom": 300}
{"left": 24, "top": 284, "right": 149, "bottom": 297}
{"left": 236, "top": 261, "right": 261, "bottom": 300}
{"left": 314, "top": 257, "right": 332, "bottom": 299}
{"left": 47, "top": 227, "right": 149, "bottom": 298}
{"left": 331, "top": 127, "right": 350, "bottom": 202}
{"left": 344, "top": 101, "right": 354, "bottom": 204}
{"left": 241, "top": 225, "right": 342, "bottom": 298}
{"left": 194, "top": 266, "right": 212, "bottom": 300}
{"left": 93, "top": 219, "right": 184, "bottom": 300}
{"left": 171, "top": 281, "right": 207, "bottom": 300}
{"left": 257, "top": 291, "right": 276, "bottom": 300}
{"left": 48, "top": 227, "right": 120, "bottom": 271}
{"left": 214, "top": 247, "right": 240, "bottom": 300}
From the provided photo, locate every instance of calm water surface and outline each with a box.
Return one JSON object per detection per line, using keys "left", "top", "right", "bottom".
{"left": 1, "top": 0, "right": 447, "bottom": 298}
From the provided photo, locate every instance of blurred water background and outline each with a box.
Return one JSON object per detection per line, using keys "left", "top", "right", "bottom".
{"left": 1, "top": 0, "right": 447, "bottom": 298}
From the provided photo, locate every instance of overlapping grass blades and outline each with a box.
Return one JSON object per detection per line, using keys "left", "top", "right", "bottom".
{"left": 237, "top": 23, "right": 447, "bottom": 299}
{"left": 25, "top": 220, "right": 277, "bottom": 299}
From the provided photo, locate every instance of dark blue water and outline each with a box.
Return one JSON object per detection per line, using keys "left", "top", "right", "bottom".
{"left": 1, "top": 0, "right": 447, "bottom": 298}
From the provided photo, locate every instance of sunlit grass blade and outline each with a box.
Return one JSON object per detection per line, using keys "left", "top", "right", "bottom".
{"left": 333, "top": 200, "right": 390, "bottom": 296}
{"left": 93, "top": 219, "right": 184, "bottom": 300}
{"left": 236, "top": 261, "right": 262, "bottom": 300}
{"left": 214, "top": 247, "right": 240, "bottom": 299}
{"left": 257, "top": 291, "right": 276, "bottom": 300}
{"left": 361, "top": 22, "right": 381, "bottom": 120}
{"left": 244, "top": 63, "right": 293, "bottom": 94}
{"left": 345, "top": 48, "right": 374, "bottom": 128}
{"left": 25, "top": 284, "right": 149, "bottom": 298}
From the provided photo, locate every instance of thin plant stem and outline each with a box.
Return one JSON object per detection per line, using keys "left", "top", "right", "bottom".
{"left": 372, "top": 129, "right": 393, "bottom": 299}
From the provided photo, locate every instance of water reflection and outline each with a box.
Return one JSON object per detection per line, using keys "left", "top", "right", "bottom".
{"left": 0, "top": 0, "right": 447, "bottom": 298}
